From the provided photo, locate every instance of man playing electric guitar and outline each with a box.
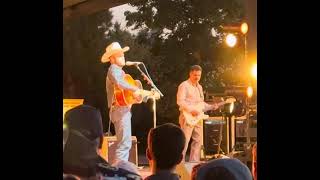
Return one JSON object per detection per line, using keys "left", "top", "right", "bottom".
{"left": 101, "top": 42, "right": 158, "bottom": 164}
{"left": 177, "top": 65, "right": 235, "bottom": 162}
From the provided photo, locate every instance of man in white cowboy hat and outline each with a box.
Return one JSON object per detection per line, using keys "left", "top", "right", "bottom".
{"left": 101, "top": 42, "right": 141, "bottom": 163}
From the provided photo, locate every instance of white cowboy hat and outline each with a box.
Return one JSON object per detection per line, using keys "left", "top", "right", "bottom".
{"left": 101, "top": 42, "right": 130, "bottom": 63}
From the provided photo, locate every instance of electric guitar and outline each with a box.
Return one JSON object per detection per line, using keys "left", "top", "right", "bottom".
{"left": 114, "top": 74, "right": 160, "bottom": 106}
{"left": 183, "top": 97, "right": 236, "bottom": 126}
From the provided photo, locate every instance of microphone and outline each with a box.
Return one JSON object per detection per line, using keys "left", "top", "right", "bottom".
{"left": 125, "top": 61, "right": 142, "bottom": 66}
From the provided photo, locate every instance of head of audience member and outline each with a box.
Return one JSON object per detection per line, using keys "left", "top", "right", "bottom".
{"left": 196, "top": 158, "right": 252, "bottom": 180}
{"left": 63, "top": 105, "right": 104, "bottom": 178}
{"left": 191, "top": 162, "right": 206, "bottom": 180}
{"left": 146, "top": 123, "right": 186, "bottom": 173}
{"left": 191, "top": 154, "right": 230, "bottom": 180}
{"left": 64, "top": 104, "right": 103, "bottom": 144}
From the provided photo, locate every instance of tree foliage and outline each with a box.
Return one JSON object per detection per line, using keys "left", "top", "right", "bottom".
{"left": 123, "top": 0, "right": 245, "bottom": 124}
{"left": 63, "top": 11, "right": 113, "bottom": 127}
{"left": 63, "top": 0, "right": 246, "bottom": 130}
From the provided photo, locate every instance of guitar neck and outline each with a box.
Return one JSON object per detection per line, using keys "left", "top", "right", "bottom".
{"left": 217, "top": 101, "right": 227, "bottom": 107}
{"left": 139, "top": 90, "right": 152, "bottom": 96}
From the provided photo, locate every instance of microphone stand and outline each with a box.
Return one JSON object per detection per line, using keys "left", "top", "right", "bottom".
{"left": 134, "top": 64, "right": 163, "bottom": 128}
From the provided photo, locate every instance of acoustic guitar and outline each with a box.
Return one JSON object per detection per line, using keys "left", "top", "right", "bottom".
{"left": 114, "top": 74, "right": 160, "bottom": 106}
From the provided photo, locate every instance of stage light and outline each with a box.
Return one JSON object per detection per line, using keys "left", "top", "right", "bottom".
{"left": 229, "top": 102, "right": 234, "bottom": 113}
{"left": 226, "top": 33, "right": 237, "bottom": 47}
{"left": 241, "top": 22, "right": 248, "bottom": 35}
{"left": 223, "top": 101, "right": 235, "bottom": 116}
{"left": 251, "top": 63, "right": 257, "bottom": 80}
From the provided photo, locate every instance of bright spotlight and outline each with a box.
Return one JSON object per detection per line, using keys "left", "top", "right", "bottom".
{"left": 226, "top": 33, "right": 237, "bottom": 47}
{"left": 241, "top": 22, "right": 248, "bottom": 34}
{"left": 251, "top": 63, "right": 257, "bottom": 80}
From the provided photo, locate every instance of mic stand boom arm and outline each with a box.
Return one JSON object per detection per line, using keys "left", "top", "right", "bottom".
{"left": 135, "top": 64, "right": 164, "bottom": 97}
{"left": 134, "top": 64, "right": 163, "bottom": 128}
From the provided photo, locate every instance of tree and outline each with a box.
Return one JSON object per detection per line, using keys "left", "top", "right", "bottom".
{"left": 123, "top": 0, "right": 245, "bottom": 124}
{"left": 63, "top": 10, "right": 113, "bottom": 127}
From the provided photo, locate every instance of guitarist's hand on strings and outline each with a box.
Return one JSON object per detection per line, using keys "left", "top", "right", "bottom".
{"left": 212, "top": 103, "right": 219, "bottom": 110}
{"left": 133, "top": 89, "right": 142, "bottom": 102}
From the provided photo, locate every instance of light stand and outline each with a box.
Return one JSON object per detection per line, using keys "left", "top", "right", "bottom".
{"left": 245, "top": 96, "right": 252, "bottom": 150}
{"left": 223, "top": 102, "right": 236, "bottom": 157}
{"left": 218, "top": 113, "right": 226, "bottom": 155}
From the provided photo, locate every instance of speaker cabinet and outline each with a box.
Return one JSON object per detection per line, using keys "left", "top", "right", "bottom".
{"left": 203, "top": 118, "right": 227, "bottom": 155}
{"left": 100, "top": 136, "right": 138, "bottom": 165}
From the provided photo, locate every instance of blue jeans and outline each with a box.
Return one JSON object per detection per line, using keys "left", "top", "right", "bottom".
{"left": 110, "top": 106, "right": 132, "bottom": 163}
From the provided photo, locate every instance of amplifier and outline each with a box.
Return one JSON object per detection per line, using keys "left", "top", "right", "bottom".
{"left": 100, "top": 136, "right": 138, "bottom": 165}
{"left": 203, "top": 118, "right": 227, "bottom": 155}
{"left": 235, "top": 117, "right": 257, "bottom": 151}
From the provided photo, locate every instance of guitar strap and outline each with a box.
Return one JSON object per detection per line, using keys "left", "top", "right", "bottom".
{"left": 107, "top": 75, "right": 116, "bottom": 136}
{"left": 196, "top": 85, "right": 204, "bottom": 100}
{"left": 107, "top": 75, "right": 118, "bottom": 107}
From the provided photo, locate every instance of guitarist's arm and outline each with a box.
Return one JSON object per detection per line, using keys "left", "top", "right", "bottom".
{"left": 204, "top": 102, "right": 219, "bottom": 112}
{"left": 198, "top": 85, "right": 219, "bottom": 112}
{"left": 109, "top": 67, "right": 139, "bottom": 92}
